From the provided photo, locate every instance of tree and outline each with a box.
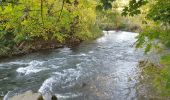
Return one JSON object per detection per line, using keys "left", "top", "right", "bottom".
{"left": 0, "top": 0, "right": 101, "bottom": 56}
{"left": 122, "top": 0, "right": 170, "bottom": 53}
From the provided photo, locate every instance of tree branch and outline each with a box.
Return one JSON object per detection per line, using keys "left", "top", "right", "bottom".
{"left": 57, "top": 0, "right": 65, "bottom": 22}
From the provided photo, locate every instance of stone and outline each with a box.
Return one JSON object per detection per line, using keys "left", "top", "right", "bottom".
{"left": 10, "top": 91, "right": 43, "bottom": 100}
{"left": 51, "top": 95, "right": 58, "bottom": 100}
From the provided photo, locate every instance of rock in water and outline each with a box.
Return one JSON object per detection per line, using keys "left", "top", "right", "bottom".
{"left": 51, "top": 95, "right": 58, "bottom": 100}
{"left": 10, "top": 91, "right": 43, "bottom": 100}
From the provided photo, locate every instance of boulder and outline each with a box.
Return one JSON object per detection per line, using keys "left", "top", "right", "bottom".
{"left": 10, "top": 91, "right": 43, "bottom": 100}
{"left": 9, "top": 91, "right": 58, "bottom": 100}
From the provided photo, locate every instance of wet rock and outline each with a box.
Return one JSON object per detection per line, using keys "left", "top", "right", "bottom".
{"left": 51, "top": 95, "right": 58, "bottom": 100}
{"left": 82, "top": 83, "right": 87, "bottom": 88}
{"left": 9, "top": 91, "right": 58, "bottom": 100}
{"left": 10, "top": 91, "right": 42, "bottom": 100}
{"left": 37, "top": 95, "right": 44, "bottom": 100}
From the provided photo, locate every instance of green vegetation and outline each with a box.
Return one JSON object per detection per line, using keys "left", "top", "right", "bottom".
{"left": 122, "top": 0, "right": 170, "bottom": 97}
{"left": 0, "top": 0, "right": 170, "bottom": 97}
{"left": 159, "top": 54, "right": 170, "bottom": 95}
{"left": 123, "top": 0, "right": 170, "bottom": 53}
{"left": 0, "top": 0, "right": 102, "bottom": 56}
{"left": 2, "top": 1, "right": 170, "bottom": 100}
{"left": 0, "top": 0, "right": 139, "bottom": 57}
{"left": 140, "top": 54, "right": 170, "bottom": 97}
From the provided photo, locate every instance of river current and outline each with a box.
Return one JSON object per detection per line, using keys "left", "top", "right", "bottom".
{"left": 0, "top": 31, "right": 144, "bottom": 100}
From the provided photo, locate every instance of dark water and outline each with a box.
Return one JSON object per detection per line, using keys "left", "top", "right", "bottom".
{"left": 0, "top": 31, "right": 144, "bottom": 100}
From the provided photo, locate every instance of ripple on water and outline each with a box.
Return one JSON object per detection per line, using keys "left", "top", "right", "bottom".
{"left": 88, "top": 51, "right": 94, "bottom": 54}
{"left": 69, "top": 53, "right": 88, "bottom": 57}
{"left": 56, "top": 93, "right": 82, "bottom": 99}
{"left": 0, "top": 61, "right": 27, "bottom": 69}
{"left": 16, "top": 60, "right": 46, "bottom": 75}
{"left": 39, "top": 68, "right": 83, "bottom": 96}
{"left": 59, "top": 47, "right": 72, "bottom": 53}
{"left": 8, "top": 61, "right": 28, "bottom": 65}
{"left": 0, "top": 31, "right": 145, "bottom": 100}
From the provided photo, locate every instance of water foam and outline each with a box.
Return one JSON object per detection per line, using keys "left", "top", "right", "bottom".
{"left": 16, "top": 60, "right": 45, "bottom": 75}
{"left": 3, "top": 91, "right": 10, "bottom": 100}
{"left": 38, "top": 77, "right": 55, "bottom": 94}
{"left": 39, "top": 68, "right": 82, "bottom": 96}
{"left": 0, "top": 61, "right": 27, "bottom": 67}
{"left": 56, "top": 93, "right": 82, "bottom": 99}
{"left": 79, "top": 53, "right": 87, "bottom": 56}
{"left": 3, "top": 91, "right": 16, "bottom": 100}
{"left": 59, "top": 47, "right": 72, "bottom": 53}
{"left": 89, "top": 51, "right": 94, "bottom": 54}
{"left": 9, "top": 61, "right": 28, "bottom": 65}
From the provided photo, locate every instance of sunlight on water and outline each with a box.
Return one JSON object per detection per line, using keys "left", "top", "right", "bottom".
{"left": 0, "top": 31, "right": 145, "bottom": 100}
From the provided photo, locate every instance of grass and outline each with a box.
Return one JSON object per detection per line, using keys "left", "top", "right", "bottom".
{"left": 139, "top": 54, "right": 170, "bottom": 97}
{"left": 161, "top": 54, "right": 170, "bottom": 66}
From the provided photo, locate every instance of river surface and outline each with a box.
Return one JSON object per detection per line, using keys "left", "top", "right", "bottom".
{"left": 0, "top": 31, "right": 145, "bottom": 100}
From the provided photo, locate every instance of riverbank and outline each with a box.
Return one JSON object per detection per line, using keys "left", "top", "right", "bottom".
{"left": 138, "top": 56, "right": 170, "bottom": 99}
{"left": 0, "top": 28, "right": 139, "bottom": 60}
{"left": 101, "top": 24, "right": 141, "bottom": 33}
{"left": 0, "top": 36, "right": 85, "bottom": 59}
{"left": 0, "top": 28, "right": 141, "bottom": 59}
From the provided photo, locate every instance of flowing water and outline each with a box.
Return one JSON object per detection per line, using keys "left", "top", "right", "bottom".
{"left": 0, "top": 31, "right": 145, "bottom": 100}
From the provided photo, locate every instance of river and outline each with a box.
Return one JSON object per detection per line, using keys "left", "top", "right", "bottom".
{"left": 0, "top": 31, "right": 145, "bottom": 100}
